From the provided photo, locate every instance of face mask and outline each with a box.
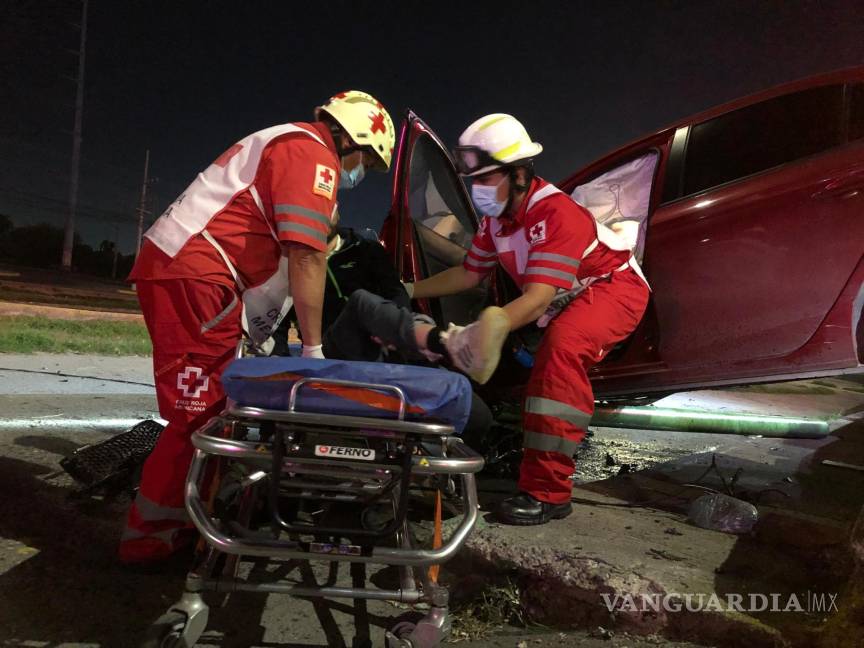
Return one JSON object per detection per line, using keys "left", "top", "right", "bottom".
{"left": 470, "top": 175, "right": 508, "bottom": 218}
{"left": 339, "top": 161, "right": 365, "bottom": 190}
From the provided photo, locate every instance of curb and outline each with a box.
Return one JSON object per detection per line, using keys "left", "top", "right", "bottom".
{"left": 451, "top": 522, "right": 785, "bottom": 647}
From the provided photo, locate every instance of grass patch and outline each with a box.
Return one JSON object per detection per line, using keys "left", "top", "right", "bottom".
{"left": 449, "top": 579, "right": 528, "bottom": 642}
{"left": 0, "top": 316, "right": 151, "bottom": 355}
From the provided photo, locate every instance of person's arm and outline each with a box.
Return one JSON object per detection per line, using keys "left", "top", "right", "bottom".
{"left": 283, "top": 242, "right": 327, "bottom": 345}
{"left": 509, "top": 198, "right": 595, "bottom": 326}
{"left": 412, "top": 265, "right": 482, "bottom": 299}
{"left": 413, "top": 217, "right": 496, "bottom": 298}
{"left": 502, "top": 282, "right": 557, "bottom": 330}
{"left": 363, "top": 241, "right": 411, "bottom": 309}
{"left": 260, "top": 136, "right": 339, "bottom": 355}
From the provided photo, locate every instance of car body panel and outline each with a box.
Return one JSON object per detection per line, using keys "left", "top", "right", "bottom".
{"left": 382, "top": 68, "right": 864, "bottom": 399}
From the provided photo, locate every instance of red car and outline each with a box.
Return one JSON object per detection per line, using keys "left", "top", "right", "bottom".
{"left": 380, "top": 67, "right": 864, "bottom": 399}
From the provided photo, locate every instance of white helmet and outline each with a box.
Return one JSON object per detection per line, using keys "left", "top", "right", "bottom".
{"left": 453, "top": 113, "right": 543, "bottom": 177}
{"left": 315, "top": 90, "right": 395, "bottom": 171}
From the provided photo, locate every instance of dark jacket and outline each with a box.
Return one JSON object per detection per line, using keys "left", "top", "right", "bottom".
{"left": 276, "top": 227, "right": 409, "bottom": 349}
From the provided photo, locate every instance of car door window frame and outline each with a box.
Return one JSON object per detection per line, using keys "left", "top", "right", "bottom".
{"left": 660, "top": 82, "right": 858, "bottom": 205}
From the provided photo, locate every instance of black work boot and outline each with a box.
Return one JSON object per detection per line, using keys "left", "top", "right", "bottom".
{"left": 495, "top": 492, "right": 573, "bottom": 526}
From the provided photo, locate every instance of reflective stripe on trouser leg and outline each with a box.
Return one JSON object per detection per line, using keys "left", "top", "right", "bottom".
{"left": 523, "top": 396, "right": 592, "bottom": 457}
{"left": 517, "top": 273, "right": 648, "bottom": 505}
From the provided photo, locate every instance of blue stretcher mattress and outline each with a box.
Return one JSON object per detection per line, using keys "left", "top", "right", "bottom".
{"left": 222, "top": 357, "right": 472, "bottom": 433}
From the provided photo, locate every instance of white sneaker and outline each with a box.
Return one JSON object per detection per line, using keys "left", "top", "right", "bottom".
{"left": 442, "top": 306, "right": 510, "bottom": 384}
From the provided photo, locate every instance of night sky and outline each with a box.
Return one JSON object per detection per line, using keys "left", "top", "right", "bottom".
{"left": 2, "top": 0, "right": 863, "bottom": 255}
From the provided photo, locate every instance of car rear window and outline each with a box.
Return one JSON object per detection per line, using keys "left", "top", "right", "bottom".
{"left": 682, "top": 84, "right": 845, "bottom": 197}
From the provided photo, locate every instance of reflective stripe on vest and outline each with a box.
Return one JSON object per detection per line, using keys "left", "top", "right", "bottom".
{"left": 144, "top": 124, "right": 326, "bottom": 258}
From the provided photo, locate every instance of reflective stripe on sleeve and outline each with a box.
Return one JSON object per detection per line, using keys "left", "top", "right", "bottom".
{"left": 274, "top": 204, "right": 332, "bottom": 228}
{"left": 525, "top": 396, "right": 592, "bottom": 428}
{"left": 467, "top": 258, "right": 497, "bottom": 268}
{"left": 523, "top": 429, "right": 583, "bottom": 456}
{"left": 277, "top": 221, "right": 327, "bottom": 243}
{"left": 469, "top": 244, "right": 496, "bottom": 259}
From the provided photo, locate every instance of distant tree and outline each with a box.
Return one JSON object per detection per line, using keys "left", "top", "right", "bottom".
{"left": 0, "top": 220, "right": 132, "bottom": 279}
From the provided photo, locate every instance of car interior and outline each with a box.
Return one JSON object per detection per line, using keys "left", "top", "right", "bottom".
{"left": 569, "top": 151, "right": 659, "bottom": 264}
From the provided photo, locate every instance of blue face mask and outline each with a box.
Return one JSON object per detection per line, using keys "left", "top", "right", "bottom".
{"left": 339, "top": 162, "right": 365, "bottom": 190}
{"left": 470, "top": 176, "right": 508, "bottom": 218}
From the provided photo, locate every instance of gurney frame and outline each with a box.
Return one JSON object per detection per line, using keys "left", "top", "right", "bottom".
{"left": 143, "top": 375, "right": 484, "bottom": 648}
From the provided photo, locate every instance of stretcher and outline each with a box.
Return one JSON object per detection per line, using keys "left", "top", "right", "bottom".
{"left": 143, "top": 355, "right": 484, "bottom": 648}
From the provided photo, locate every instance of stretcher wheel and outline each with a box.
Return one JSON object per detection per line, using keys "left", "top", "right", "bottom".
{"left": 385, "top": 621, "right": 416, "bottom": 647}
{"left": 140, "top": 611, "right": 188, "bottom": 648}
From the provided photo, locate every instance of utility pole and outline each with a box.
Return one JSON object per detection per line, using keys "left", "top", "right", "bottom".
{"left": 135, "top": 149, "right": 150, "bottom": 256}
{"left": 62, "top": 0, "right": 88, "bottom": 270}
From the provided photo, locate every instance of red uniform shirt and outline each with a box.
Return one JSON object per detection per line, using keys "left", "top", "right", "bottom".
{"left": 463, "top": 178, "right": 632, "bottom": 292}
{"left": 129, "top": 122, "right": 339, "bottom": 289}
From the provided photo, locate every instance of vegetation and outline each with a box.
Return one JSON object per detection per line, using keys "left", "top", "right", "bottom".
{"left": 0, "top": 214, "right": 136, "bottom": 279}
{"left": 0, "top": 316, "right": 151, "bottom": 355}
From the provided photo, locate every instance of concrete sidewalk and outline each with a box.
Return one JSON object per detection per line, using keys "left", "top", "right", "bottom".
{"left": 437, "top": 392, "right": 864, "bottom": 647}
{"left": 0, "top": 353, "right": 158, "bottom": 434}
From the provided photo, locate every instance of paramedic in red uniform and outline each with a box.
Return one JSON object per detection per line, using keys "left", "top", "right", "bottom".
{"left": 120, "top": 91, "right": 395, "bottom": 562}
{"left": 410, "top": 114, "right": 649, "bottom": 525}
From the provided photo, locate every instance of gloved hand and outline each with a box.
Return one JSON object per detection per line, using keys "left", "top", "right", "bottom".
{"left": 402, "top": 282, "right": 415, "bottom": 299}
{"left": 301, "top": 344, "right": 325, "bottom": 359}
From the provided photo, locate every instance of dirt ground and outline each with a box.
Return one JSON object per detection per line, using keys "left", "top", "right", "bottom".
{"left": 0, "top": 262, "right": 141, "bottom": 312}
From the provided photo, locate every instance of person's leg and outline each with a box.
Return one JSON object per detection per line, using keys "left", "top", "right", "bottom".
{"left": 120, "top": 279, "right": 241, "bottom": 563}
{"left": 324, "top": 289, "right": 510, "bottom": 385}
{"left": 460, "top": 391, "right": 494, "bottom": 451}
{"left": 323, "top": 289, "right": 420, "bottom": 361}
{"left": 498, "top": 271, "right": 649, "bottom": 525}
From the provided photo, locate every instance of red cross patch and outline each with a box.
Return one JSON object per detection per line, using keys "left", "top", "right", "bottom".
{"left": 313, "top": 163, "right": 336, "bottom": 199}
{"left": 529, "top": 220, "right": 547, "bottom": 244}
{"left": 177, "top": 366, "right": 209, "bottom": 398}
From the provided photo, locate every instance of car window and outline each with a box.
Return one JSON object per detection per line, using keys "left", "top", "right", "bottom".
{"left": 849, "top": 82, "right": 864, "bottom": 142}
{"left": 570, "top": 151, "right": 658, "bottom": 263}
{"left": 682, "top": 84, "right": 845, "bottom": 197}
{"left": 408, "top": 133, "right": 475, "bottom": 266}
{"left": 407, "top": 132, "right": 486, "bottom": 325}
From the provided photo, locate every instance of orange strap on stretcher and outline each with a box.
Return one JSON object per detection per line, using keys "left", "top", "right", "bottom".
{"left": 428, "top": 489, "right": 443, "bottom": 583}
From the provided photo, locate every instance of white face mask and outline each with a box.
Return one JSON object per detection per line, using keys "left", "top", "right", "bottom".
{"left": 339, "top": 159, "right": 365, "bottom": 190}
{"left": 470, "top": 175, "right": 508, "bottom": 218}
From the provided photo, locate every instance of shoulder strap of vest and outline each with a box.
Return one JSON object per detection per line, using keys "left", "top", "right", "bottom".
{"left": 526, "top": 183, "right": 563, "bottom": 211}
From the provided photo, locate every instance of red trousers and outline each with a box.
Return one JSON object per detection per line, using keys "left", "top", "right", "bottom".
{"left": 120, "top": 279, "right": 241, "bottom": 562}
{"left": 518, "top": 269, "right": 649, "bottom": 504}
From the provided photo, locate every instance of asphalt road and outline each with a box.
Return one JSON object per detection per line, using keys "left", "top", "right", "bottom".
{"left": 4, "top": 353, "right": 860, "bottom": 647}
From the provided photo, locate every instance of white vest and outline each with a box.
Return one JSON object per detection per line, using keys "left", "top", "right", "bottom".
{"left": 489, "top": 184, "right": 648, "bottom": 327}
{"left": 145, "top": 123, "right": 328, "bottom": 347}
{"left": 144, "top": 123, "right": 326, "bottom": 258}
